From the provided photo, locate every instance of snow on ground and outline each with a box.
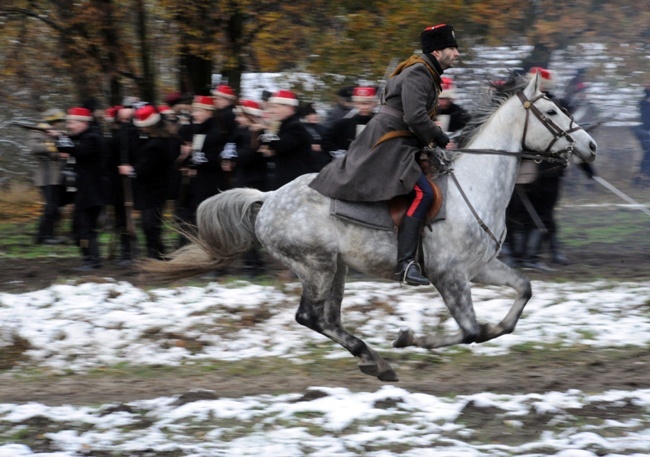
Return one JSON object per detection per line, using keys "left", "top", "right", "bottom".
{"left": 0, "top": 279, "right": 649, "bottom": 456}
{"left": 1, "top": 280, "right": 648, "bottom": 372}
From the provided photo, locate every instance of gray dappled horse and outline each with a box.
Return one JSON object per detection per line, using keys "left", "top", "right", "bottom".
{"left": 142, "top": 74, "right": 597, "bottom": 381}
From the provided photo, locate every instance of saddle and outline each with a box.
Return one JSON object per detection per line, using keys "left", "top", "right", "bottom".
{"left": 330, "top": 176, "right": 445, "bottom": 231}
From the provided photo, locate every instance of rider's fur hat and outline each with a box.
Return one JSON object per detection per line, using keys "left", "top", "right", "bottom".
{"left": 421, "top": 24, "right": 458, "bottom": 54}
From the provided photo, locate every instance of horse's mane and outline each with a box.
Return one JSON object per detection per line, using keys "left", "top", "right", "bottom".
{"left": 457, "top": 74, "right": 530, "bottom": 149}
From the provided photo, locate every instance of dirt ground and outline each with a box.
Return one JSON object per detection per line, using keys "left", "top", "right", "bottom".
{"left": 1, "top": 198, "right": 649, "bottom": 407}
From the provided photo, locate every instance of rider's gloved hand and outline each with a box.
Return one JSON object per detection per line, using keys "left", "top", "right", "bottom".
{"left": 432, "top": 126, "right": 450, "bottom": 149}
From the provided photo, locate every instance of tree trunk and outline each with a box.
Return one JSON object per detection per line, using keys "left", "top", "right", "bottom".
{"left": 135, "top": 0, "right": 156, "bottom": 102}
{"left": 179, "top": 48, "right": 212, "bottom": 96}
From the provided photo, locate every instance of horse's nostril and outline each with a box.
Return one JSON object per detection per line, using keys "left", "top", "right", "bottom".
{"left": 589, "top": 141, "right": 597, "bottom": 152}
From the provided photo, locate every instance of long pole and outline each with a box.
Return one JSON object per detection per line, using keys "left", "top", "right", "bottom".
{"left": 592, "top": 176, "right": 650, "bottom": 217}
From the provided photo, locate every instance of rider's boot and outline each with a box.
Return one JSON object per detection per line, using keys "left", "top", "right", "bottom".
{"left": 522, "top": 229, "right": 554, "bottom": 272}
{"left": 394, "top": 216, "right": 430, "bottom": 286}
{"left": 549, "top": 232, "right": 570, "bottom": 265}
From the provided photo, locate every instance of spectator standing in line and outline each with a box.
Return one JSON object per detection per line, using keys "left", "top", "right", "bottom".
{"left": 300, "top": 102, "right": 329, "bottom": 171}
{"left": 175, "top": 95, "right": 229, "bottom": 245}
{"left": 30, "top": 108, "right": 67, "bottom": 245}
{"left": 259, "top": 90, "right": 314, "bottom": 190}
{"left": 118, "top": 105, "right": 175, "bottom": 259}
{"left": 232, "top": 99, "right": 269, "bottom": 276}
{"left": 57, "top": 107, "right": 109, "bottom": 271}
{"left": 633, "top": 86, "right": 650, "bottom": 187}
{"left": 107, "top": 99, "right": 141, "bottom": 265}
{"left": 321, "top": 86, "right": 378, "bottom": 162}
{"left": 435, "top": 76, "right": 470, "bottom": 138}
{"left": 323, "top": 86, "right": 354, "bottom": 130}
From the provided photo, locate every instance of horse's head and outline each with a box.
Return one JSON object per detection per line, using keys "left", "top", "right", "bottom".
{"left": 520, "top": 73, "right": 597, "bottom": 163}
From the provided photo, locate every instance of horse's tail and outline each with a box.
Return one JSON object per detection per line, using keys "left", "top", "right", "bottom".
{"left": 140, "top": 188, "right": 268, "bottom": 283}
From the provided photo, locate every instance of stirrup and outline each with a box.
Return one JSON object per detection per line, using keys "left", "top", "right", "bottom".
{"left": 395, "top": 260, "right": 430, "bottom": 286}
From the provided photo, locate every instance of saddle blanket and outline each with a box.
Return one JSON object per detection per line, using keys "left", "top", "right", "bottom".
{"left": 330, "top": 175, "right": 448, "bottom": 230}
{"left": 330, "top": 199, "right": 395, "bottom": 231}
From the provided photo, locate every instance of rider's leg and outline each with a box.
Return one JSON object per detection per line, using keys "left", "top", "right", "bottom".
{"left": 395, "top": 174, "right": 433, "bottom": 286}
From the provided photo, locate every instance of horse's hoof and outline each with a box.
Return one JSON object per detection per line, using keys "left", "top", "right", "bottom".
{"left": 358, "top": 362, "right": 379, "bottom": 377}
{"left": 358, "top": 360, "right": 399, "bottom": 382}
{"left": 393, "top": 328, "right": 415, "bottom": 348}
{"left": 377, "top": 369, "right": 399, "bottom": 382}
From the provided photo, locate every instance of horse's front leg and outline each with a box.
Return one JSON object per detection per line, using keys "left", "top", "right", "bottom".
{"left": 470, "top": 258, "right": 532, "bottom": 343}
{"left": 394, "top": 275, "right": 481, "bottom": 350}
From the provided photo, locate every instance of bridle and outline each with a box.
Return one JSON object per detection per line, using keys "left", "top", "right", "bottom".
{"left": 516, "top": 91, "right": 583, "bottom": 163}
{"left": 451, "top": 90, "right": 585, "bottom": 165}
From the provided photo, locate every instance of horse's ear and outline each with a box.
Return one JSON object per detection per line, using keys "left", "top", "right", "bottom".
{"left": 524, "top": 72, "right": 540, "bottom": 97}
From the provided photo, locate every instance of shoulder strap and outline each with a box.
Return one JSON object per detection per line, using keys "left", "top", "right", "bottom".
{"left": 390, "top": 55, "right": 442, "bottom": 93}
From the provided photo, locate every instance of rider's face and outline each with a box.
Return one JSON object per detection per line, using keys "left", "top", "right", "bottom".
{"left": 433, "top": 47, "right": 460, "bottom": 70}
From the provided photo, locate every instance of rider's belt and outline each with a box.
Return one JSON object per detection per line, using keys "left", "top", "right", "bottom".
{"left": 372, "top": 130, "right": 414, "bottom": 149}
{"left": 378, "top": 105, "right": 404, "bottom": 118}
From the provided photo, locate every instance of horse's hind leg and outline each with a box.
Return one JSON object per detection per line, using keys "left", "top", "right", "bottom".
{"left": 294, "top": 258, "right": 398, "bottom": 382}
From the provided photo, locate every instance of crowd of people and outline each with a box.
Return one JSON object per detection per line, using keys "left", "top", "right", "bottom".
{"left": 28, "top": 82, "right": 421, "bottom": 273}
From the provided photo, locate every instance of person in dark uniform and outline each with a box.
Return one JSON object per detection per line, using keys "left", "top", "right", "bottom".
{"left": 232, "top": 99, "right": 268, "bottom": 191}
{"left": 175, "top": 95, "right": 229, "bottom": 245}
{"left": 58, "top": 107, "right": 109, "bottom": 270}
{"left": 107, "top": 101, "right": 141, "bottom": 265}
{"left": 212, "top": 84, "right": 238, "bottom": 141}
{"left": 321, "top": 86, "right": 378, "bottom": 162}
{"left": 118, "top": 105, "right": 175, "bottom": 259}
{"left": 436, "top": 76, "right": 470, "bottom": 137}
{"left": 506, "top": 67, "right": 577, "bottom": 270}
{"left": 259, "top": 90, "right": 314, "bottom": 190}
{"left": 633, "top": 86, "right": 650, "bottom": 186}
{"left": 323, "top": 86, "right": 354, "bottom": 130}
{"left": 231, "top": 99, "right": 269, "bottom": 276}
{"left": 310, "top": 24, "right": 459, "bottom": 286}
{"left": 300, "top": 103, "right": 329, "bottom": 171}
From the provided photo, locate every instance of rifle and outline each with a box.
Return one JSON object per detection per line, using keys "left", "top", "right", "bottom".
{"left": 120, "top": 124, "right": 137, "bottom": 244}
{"left": 11, "top": 120, "right": 55, "bottom": 133}
{"left": 377, "top": 57, "right": 400, "bottom": 102}
{"left": 176, "top": 134, "right": 207, "bottom": 209}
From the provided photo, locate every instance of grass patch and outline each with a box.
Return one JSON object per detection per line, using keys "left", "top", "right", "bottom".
{"left": 558, "top": 206, "right": 650, "bottom": 249}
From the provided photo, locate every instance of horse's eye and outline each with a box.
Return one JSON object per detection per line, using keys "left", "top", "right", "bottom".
{"left": 547, "top": 109, "right": 558, "bottom": 115}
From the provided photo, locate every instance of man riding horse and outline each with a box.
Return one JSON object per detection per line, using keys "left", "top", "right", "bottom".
{"left": 309, "top": 24, "right": 460, "bottom": 286}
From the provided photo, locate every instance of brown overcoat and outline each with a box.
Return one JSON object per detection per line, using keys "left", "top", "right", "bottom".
{"left": 309, "top": 53, "right": 446, "bottom": 202}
